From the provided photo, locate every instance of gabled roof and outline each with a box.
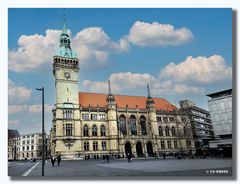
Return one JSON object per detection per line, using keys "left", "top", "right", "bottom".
{"left": 79, "top": 92, "right": 176, "bottom": 111}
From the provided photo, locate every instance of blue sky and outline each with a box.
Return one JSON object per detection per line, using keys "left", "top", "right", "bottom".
{"left": 8, "top": 8, "right": 232, "bottom": 135}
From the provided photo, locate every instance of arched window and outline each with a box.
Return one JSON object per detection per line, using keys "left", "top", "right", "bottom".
{"left": 92, "top": 125, "right": 97, "bottom": 136}
{"left": 130, "top": 115, "right": 137, "bottom": 135}
{"left": 171, "top": 126, "right": 176, "bottom": 136}
{"left": 101, "top": 125, "right": 106, "bottom": 136}
{"left": 183, "top": 127, "right": 187, "bottom": 137}
{"left": 140, "top": 116, "right": 147, "bottom": 135}
{"left": 165, "top": 126, "right": 170, "bottom": 136}
{"left": 83, "top": 125, "right": 89, "bottom": 137}
{"left": 119, "top": 115, "right": 127, "bottom": 135}
{"left": 159, "top": 126, "right": 163, "bottom": 136}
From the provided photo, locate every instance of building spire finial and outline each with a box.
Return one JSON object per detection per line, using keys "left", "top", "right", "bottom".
{"left": 147, "top": 84, "right": 151, "bottom": 98}
{"left": 62, "top": 11, "right": 67, "bottom": 35}
{"left": 108, "top": 80, "right": 112, "bottom": 95}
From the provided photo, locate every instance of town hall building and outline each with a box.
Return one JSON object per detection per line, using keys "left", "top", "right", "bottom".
{"left": 50, "top": 21, "right": 195, "bottom": 159}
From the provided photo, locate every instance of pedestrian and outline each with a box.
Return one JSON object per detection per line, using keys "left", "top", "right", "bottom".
{"left": 127, "top": 153, "right": 131, "bottom": 163}
{"left": 174, "top": 152, "right": 177, "bottom": 159}
{"left": 203, "top": 151, "right": 206, "bottom": 159}
{"left": 163, "top": 153, "right": 166, "bottom": 160}
{"left": 103, "top": 155, "right": 106, "bottom": 164}
{"left": 51, "top": 155, "right": 56, "bottom": 167}
{"left": 190, "top": 151, "right": 194, "bottom": 159}
{"left": 106, "top": 155, "right": 110, "bottom": 163}
{"left": 57, "top": 155, "right": 61, "bottom": 166}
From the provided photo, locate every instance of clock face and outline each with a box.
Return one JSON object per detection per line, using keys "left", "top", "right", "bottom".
{"left": 64, "top": 72, "right": 71, "bottom": 79}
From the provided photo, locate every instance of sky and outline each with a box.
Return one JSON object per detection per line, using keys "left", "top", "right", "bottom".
{"left": 8, "top": 8, "right": 232, "bottom": 135}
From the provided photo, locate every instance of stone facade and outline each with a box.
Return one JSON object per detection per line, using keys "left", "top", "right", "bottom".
{"left": 50, "top": 22, "right": 195, "bottom": 159}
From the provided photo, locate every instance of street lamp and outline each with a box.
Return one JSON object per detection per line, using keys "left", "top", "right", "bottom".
{"left": 36, "top": 87, "right": 45, "bottom": 177}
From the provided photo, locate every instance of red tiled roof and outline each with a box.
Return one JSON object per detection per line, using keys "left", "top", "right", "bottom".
{"left": 79, "top": 92, "right": 176, "bottom": 111}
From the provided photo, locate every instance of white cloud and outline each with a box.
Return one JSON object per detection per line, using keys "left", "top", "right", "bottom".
{"left": 9, "top": 104, "right": 53, "bottom": 114}
{"left": 28, "top": 104, "right": 53, "bottom": 113}
{"left": 151, "top": 80, "right": 204, "bottom": 95}
{"left": 9, "top": 28, "right": 130, "bottom": 73}
{"left": 9, "top": 21, "right": 194, "bottom": 73}
{"left": 9, "top": 30, "right": 60, "bottom": 73}
{"left": 8, "top": 79, "right": 32, "bottom": 104}
{"left": 83, "top": 72, "right": 156, "bottom": 93}
{"left": 83, "top": 72, "right": 203, "bottom": 95}
{"left": 8, "top": 79, "right": 52, "bottom": 115}
{"left": 110, "top": 72, "right": 156, "bottom": 91}
{"left": 73, "top": 27, "right": 129, "bottom": 52}
{"left": 127, "top": 21, "right": 194, "bottom": 47}
{"left": 8, "top": 105, "right": 28, "bottom": 114}
{"left": 83, "top": 80, "right": 108, "bottom": 93}
{"left": 159, "top": 55, "right": 232, "bottom": 83}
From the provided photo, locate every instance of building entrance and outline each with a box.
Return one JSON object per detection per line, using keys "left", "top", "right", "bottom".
{"left": 125, "top": 142, "right": 132, "bottom": 157}
{"left": 136, "top": 142, "right": 143, "bottom": 157}
{"left": 147, "top": 142, "right": 154, "bottom": 157}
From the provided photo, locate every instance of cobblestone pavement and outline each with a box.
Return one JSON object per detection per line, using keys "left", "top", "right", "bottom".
{"left": 24, "top": 158, "right": 232, "bottom": 177}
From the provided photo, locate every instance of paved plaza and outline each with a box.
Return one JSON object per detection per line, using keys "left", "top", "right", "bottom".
{"left": 9, "top": 158, "right": 232, "bottom": 177}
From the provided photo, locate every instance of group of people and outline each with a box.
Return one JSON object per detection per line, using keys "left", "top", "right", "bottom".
{"left": 102, "top": 155, "right": 110, "bottom": 164}
{"left": 50, "top": 155, "right": 61, "bottom": 167}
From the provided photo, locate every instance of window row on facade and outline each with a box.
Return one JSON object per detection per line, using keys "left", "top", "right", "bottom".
{"left": 83, "top": 141, "right": 107, "bottom": 151}
{"left": 158, "top": 126, "right": 190, "bottom": 137}
{"left": 119, "top": 115, "right": 147, "bottom": 136}
{"left": 82, "top": 113, "right": 106, "bottom": 121}
{"left": 17, "top": 145, "right": 35, "bottom": 151}
{"left": 60, "top": 124, "right": 190, "bottom": 138}
{"left": 160, "top": 140, "right": 192, "bottom": 149}
{"left": 157, "top": 116, "right": 175, "bottom": 123}
{"left": 20, "top": 139, "right": 35, "bottom": 145}
{"left": 83, "top": 124, "right": 106, "bottom": 136}
{"left": 21, "top": 134, "right": 36, "bottom": 139}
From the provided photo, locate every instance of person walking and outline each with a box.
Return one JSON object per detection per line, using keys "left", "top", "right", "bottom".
{"left": 106, "top": 155, "right": 110, "bottom": 163}
{"left": 163, "top": 153, "right": 166, "bottom": 160}
{"left": 51, "top": 155, "right": 56, "bottom": 167}
{"left": 103, "top": 155, "right": 106, "bottom": 164}
{"left": 57, "top": 155, "right": 61, "bottom": 166}
{"left": 127, "top": 153, "right": 131, "bottom": 163}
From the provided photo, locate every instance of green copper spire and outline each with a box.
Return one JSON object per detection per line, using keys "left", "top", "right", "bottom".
{"left": 147, "top": 84, "right": 151, "bottom": 98}
{"left": 62, "top": 13, "right": 68, "bottom": 35}
{"left": 55, "top": 14, "right": 77, "bottom": 58}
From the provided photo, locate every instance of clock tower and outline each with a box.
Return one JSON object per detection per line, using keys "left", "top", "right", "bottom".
{"left": 51, "top": 18, "right": 81, "bottom": 158}
{"left": 53, "top": 20, "right": 79, "bottom": 105}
